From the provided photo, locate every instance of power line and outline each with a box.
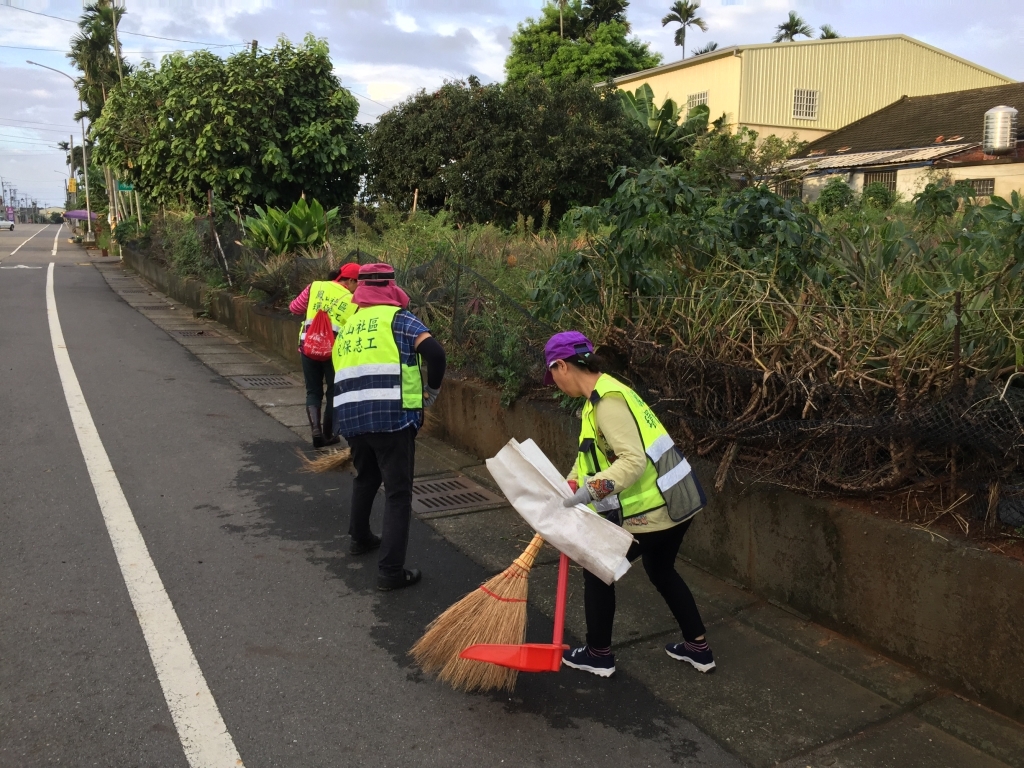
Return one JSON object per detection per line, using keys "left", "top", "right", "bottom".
{"left": 0, "top": 122, "right": 81, "bottom": 135}
{"left": 0, "top": 117, "right": 80, "bottom": 129}
{"left": 1, "top": 43, "right": 236, "bottom": 54}
{"left": 0, "top": 6, "right": 239, "bottom": 46}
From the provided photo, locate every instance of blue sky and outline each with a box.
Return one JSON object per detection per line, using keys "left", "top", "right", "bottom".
{"left": 2, "top": 0, "right": 1022, "bottom": 206}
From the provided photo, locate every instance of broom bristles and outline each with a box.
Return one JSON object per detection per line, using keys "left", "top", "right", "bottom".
{"left": 296, "top": 446, "right": 352, "bottom": 473}
{"left": 410, "top": 533, "right": 544, "bottom": 693}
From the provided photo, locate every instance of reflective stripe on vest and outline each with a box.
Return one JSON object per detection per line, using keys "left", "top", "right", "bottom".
{"left": 575, "top": 375, "right": 705, "bottom": 523}
{"left": 299, "top": 281, "right": 355, "bottom": 346}
{"left": 331, "top": 305, "right": 423, "bottom": 411}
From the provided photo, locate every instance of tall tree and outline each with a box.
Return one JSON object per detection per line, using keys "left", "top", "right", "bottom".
{"left": 661, "top": 1, "right": 708, "bottom": 61}
{"left": 773, "top": 11, "right": 814, "bottom": 43}
{"left": 366, "top": 77, "right": 646, "bottom": 225}
{"left": 506, "top": 1, "right": 660, "bottom": 83}
{"left": 691, "top": 41, "right": 718, "bottom": 56}
{"left": 92, "top": 36, "right": 362, "bottom": 210}
{"left": 818, "top": 24, "right": 841, "bottom": 39}
{"left": 67, "top": 0, "right": 129, "bottom": 121}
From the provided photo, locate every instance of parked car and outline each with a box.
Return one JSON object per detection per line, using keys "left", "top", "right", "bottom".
{"left": 1, "top": 221, "right": 13, "bottom": 231}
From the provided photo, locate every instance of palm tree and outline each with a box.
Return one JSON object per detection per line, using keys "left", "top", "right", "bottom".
{"left": 691, "top": 41, "right": 718, "bottom": 56}
{"left": 66, "top": 0, "right": 128, "bottom": 120}
{"left": 773, "top": 11, "right": 814, "bottom": 43}
{"left": 819, "top": 24, "right": 841, "bottom": 39}
{"left": 662, "top": 1, "right": 708, "bottom": 60}
{"left": 557, "top": 0, "right": 567, "bottom": 38}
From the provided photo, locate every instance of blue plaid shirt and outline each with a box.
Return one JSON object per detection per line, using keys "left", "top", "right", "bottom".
{"left": 333, "top": 309, "right": 429, "bottom": 438}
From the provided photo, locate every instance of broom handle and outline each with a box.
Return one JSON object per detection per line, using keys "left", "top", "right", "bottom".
{"left": 552, "top": 552, "right": 569, "bottom": 650}
{"left": 512, "top": 532, "right": 545, "bottom": 571}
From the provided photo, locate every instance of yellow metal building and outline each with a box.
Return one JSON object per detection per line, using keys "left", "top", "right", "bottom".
{"left": 611, "top": 35, "right": 1014, "bottom": 143}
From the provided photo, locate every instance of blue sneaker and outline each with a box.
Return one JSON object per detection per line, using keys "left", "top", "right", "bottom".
{"left": 562, "top": 646, "right": 616, "bottom": 677}
{"left": 666, "top": 642, "right": 716, "bottom": 673}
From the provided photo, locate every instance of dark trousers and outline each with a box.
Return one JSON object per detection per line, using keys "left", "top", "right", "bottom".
{"left": 347, "top": 427, "right": 417, "bottom": 575}
{"left": 300, "top": 353, "right": 334, "bottom": 430}
{"left": 584, "top": 519, "right": 706, "bottom": 649}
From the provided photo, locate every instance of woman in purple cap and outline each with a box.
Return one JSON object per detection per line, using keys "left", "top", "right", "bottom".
{"left": 544, "top": 330, "right": 713, "bottom": 677}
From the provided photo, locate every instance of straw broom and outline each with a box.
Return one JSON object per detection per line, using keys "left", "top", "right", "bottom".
{"left": 297, "top": 409, "right": 440, "bottom": 474}
{"left": 411, "top": 532, "right": 544, "bottom": 693}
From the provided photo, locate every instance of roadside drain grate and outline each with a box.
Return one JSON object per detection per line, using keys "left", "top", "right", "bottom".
{"left": 172, "top": 329, "right": 218, "bottom": 337}
{"left": 230, "top": 375, "right": 295, "bottom": 389}
{"left": 118, "top": 288, "right": 150, "bottom": 293}
{"left": 412, "top": 474, "right": 504, "bottom": 515}
{"left": 136, "top": 304, "right": 175, "bottom": 310}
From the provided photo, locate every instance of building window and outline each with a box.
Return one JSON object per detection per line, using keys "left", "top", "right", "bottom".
{"left": 967, "top": 178, "right": 995, "bottom": 196}
{"left": 793, "top": 89, "right": 819, "bottom": 120}
{"left": 863, "top": 170, "right": 897, "bottom": 194}
{"left": 687, "top": 91, "right": 708, "bottom": 112}
{"left": 776, "top": 178, "right": 803, "bottom": 199}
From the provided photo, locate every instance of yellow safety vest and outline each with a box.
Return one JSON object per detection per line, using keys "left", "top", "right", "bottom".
{"left": 332, "top": 305, "right": 423, "bottom": 411}
{"left": 575, "top": 375, "right": 706, "bottom": 524}
{"left": 299, "top": 281, "right": 356, "bottom": 348}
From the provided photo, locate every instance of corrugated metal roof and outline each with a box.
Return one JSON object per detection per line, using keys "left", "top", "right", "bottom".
{"left": 787, "top": 144, "right": 975, "bottom": 172}
{"left": 611, "top": 34, "right": 1013, "bottom": 87}
{"left": 794, "top": 82, "right": 1024, "bottom": 156}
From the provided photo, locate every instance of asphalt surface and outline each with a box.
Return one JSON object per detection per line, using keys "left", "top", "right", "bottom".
{"left": 0, "top": 225, "right": 743, "bottom": 767}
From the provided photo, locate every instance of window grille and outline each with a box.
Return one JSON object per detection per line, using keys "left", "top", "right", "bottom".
{"left": 968, "top": 178, "right": 995, "bottom": 196}
{"left": 687, "top": 91, "right": 708, "bottom": 112}
{"left": 793, "top": 89, "right": 819, "bottom": 120}
{"left": 863, "top": 170, "right": 897, "bottom": 194}
{"left": 776, "top": 179, "right": 803, "bottom": 199}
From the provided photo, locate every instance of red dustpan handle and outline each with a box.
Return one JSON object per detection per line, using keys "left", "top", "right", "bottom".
{"left": 459, "top": 552, "right": 571, "bottom": 673}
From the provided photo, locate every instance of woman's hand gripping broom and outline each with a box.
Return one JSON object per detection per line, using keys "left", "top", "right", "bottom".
{"left": 410, "top": 532, "right": 544, "bottom": 693}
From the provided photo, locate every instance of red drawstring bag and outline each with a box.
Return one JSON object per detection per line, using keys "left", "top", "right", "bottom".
{"left": 302, "top": 310, "right": 335, "bottom": 361}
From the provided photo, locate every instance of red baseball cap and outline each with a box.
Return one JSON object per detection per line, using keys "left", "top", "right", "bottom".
{"left": 337, "top": 263, "right": 361, "bottom": 280}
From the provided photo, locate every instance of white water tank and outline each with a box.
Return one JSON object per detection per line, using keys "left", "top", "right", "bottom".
{"left": 983, "top": 105, "right": 1018, "bottom": 155}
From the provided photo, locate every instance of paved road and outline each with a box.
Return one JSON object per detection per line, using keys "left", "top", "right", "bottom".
{"left": 1, "top": 225, "right": 742, "bottom": 767}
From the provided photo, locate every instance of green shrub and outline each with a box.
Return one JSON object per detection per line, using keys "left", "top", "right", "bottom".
{"left": 815, "top": 177, "right": 854, "bottom": 215}
{"left": 861, "top": 181, "right": 896, "bottom": 210}
{"left": 243, "top": 198, "right": 338, "bottom": 256}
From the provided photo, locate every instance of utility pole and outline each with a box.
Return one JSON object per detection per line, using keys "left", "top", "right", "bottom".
{"left": 26, "top": 61, "right": 93, "bottom": 240}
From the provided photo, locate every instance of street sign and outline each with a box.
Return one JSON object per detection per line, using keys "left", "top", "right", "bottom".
{"left": 117, "top": 182, "right": 134, "bottom": 192}
{"left": 68, "top": 178, "right": 78, "bottom": 194}
{"left": 5, "top": 206, "right": 13, "bottom": 222}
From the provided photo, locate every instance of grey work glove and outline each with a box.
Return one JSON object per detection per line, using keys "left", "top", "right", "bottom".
{"left": 423, "top": 385, "right": 441, "bottom": 408}
{"left": 562, "top": 484, "right": 594, "bottom": 507}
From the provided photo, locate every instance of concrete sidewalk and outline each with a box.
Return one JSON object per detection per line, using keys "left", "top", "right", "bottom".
{"left": 98, "top": 257, "right": 1024, "bottom": 768}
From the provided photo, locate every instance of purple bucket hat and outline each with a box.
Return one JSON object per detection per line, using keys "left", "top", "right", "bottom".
{"left": 543, "top": 331, "right": 594, "bottom": 385}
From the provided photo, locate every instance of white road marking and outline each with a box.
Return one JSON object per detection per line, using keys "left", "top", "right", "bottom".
{"left": 51, "top": 223, "right": 62, "bottom": 256}
{"left": 9, "top": 224, "right": 48, "bottom": 256}
{"left": 46, "top": 263, "right": 245, "bottom": 768}
{"left": 1, "top": 265, "right": 43, "bottom": 269}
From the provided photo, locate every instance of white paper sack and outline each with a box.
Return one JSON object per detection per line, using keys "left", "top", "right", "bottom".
{"left": 486, "top": 438, "right": 633, "bottom": 585}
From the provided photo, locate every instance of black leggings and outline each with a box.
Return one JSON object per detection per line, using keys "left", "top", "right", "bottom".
{"left": 583, "top": 519, "right": 706, "bottom": 649}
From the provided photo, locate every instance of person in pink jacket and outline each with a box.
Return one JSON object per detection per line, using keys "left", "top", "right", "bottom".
{"left": 289, "top": 263, "right": 359, "bottom": 447}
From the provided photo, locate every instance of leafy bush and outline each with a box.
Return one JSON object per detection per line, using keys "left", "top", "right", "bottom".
{"left": 364, "top": 76, "right": 645, "bottom": 226}
{"left": 243, "top": 198, "right": 338, "bottom": 256}
{"left": 93, "top": 35, "right": 362, "bottom": 211}
{"left": 913, "top": 181, "right": 975, "bottom": 221}
{"left": 861, "top": 181, "right": 896, "bottom": 210}
{"left": 815, "top": 177, "right": 854, "bottom": 215}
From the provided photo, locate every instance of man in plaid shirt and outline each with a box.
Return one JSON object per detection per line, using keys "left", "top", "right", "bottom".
{"left": 332, "top": 264, "right": 446, "bottom": 591}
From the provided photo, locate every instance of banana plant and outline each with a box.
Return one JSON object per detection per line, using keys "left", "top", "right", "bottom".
{"left": 618, "top": 83, "right": 710, "bottom": 163}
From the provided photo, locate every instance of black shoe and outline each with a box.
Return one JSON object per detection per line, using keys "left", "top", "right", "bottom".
{"left": 349, "top": 533, "right": 381, "bottom": 556}
{"left": 377, "top": 568, "right": 422, "bottom": 591}
{"left": 322, "top": 434, "right": 341, "bottom": 447}
{"left": 562, "top": 645, "right": 616, "bottom": 677}
{"left": 307, "top": 405, "right": 325, "bottom": 448}
{"left": 665, "top": 642, "right": 716, "bottom": 673}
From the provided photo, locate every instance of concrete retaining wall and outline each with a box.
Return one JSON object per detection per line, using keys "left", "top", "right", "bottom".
{"left": 123, "top": 248, "right": 1024, "bottom": 721}
{"left": 121, "top": 247, "right": 302, "bottom": 367}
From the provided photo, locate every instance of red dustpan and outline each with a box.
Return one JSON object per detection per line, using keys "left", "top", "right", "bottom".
{"left": 459, "top": 552, "right": 570, "bottom": 673}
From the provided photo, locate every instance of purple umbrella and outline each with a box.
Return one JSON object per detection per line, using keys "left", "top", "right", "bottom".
{"left": 64, "top": 209, "right": 98, "bottom": 220}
